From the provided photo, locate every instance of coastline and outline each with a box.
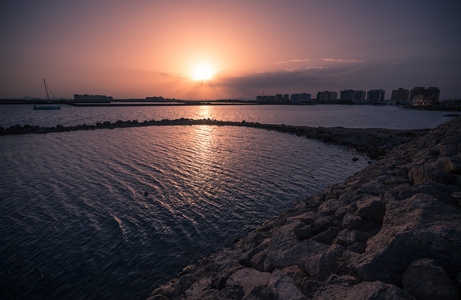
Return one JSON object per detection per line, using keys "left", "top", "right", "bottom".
{"left": 149, "top": 117, "right": 461, "bottom": 299}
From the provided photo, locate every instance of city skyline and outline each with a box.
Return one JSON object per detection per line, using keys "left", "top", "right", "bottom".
{"left": 1, "top": 0, "right": 460, "bottom": 100}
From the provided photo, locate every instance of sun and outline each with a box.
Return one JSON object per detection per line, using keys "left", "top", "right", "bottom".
{"left": 191, "top": 63, "right": 215, "bottom": 81}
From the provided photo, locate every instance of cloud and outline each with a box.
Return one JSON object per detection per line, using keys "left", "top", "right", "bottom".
{"left": 212, "top": 66, "right": 361, "bottom": 98}
{"left": 284, "top": 66, "right": 323, "bottom": 72}
{"left": 322, "top": 58, "right": 364, "bottom": 63}
{"left": 275, "top": 58, "right": 311, "bottom": 64}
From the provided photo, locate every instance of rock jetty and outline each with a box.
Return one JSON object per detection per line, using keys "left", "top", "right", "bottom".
{"left": 0, "top": 118, "right": 428, "bottom": 159}
{"left": 149, "top": 117, "right": 461, "bottom": 300}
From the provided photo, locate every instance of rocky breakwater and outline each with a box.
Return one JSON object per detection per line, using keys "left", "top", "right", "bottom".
{"left": 149, "top": 116, "right": 461, "bottom": 300}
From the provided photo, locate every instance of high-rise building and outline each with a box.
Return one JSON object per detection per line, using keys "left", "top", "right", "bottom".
{"left": 367, "top": 89, "right": 385, "bottom": 104}
{"left": 340, "top": 89, "right": 366, "bottom": 102}
{"left": 410, "top": 87, "right": 440, "bottom": 101}
{"left": 316, "top": 91, "right": 337, "bottom": 102}
{"left": 391, "top": 88, "right": 410, "bottom": 101}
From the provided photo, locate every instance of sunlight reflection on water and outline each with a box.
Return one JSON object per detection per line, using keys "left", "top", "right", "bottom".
{"left": 1, "top": 125, "right": 368, "bottom": 299}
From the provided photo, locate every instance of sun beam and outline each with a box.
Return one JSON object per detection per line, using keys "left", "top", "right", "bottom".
{"left": 191, "top": 63, "right": 215, "bottom": 81}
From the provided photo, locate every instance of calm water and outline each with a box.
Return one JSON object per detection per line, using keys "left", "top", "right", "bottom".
{"left": 0, "top": 104, "right": 452, "bottom": 129}
{"left": 0, "top": 105, "right": 451, "bottom": 299}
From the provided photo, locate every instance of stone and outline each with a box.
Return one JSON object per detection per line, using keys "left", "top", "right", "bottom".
{"left": 346, "top": 281, "right": 414, "bottom": 300}
{"left": 311, "top": 216, "right": 340, "bottom": 235}
{"left": 268, "top": 269, "right": 306, "bottom": 300}
{"left": 261, "top": 221, "right": 304, "bottom": 272}
{"left": 347, "top": 242, "right": 366, "bottom": 254}
{"left": 355, "top": 197, "right": 386, "bottom": 221}
{"left": 350, "top": 194, "right": 461, "bottom": 285}
{"left": 310, "top": 226, "right": 341, "bottom": 245}
{"left": 342, "top": 214, "right": 362, "bottom": 230}
{"left": 318, "top": 199, "right": 344, "bottom": 216}
{"left": 303, "top": 244, "right": 345, "bottom": 281}
{"left": 273, "top": 240, "right": 327, "bottom": 270}
{"left": 325, "top": 274, "right": 358, "bottom": 286}
{"left": 225, "top": 268, "right": 272, "bottom": 299}
{"left": 185, "top": 277, "right": 218, "bottom": 300}
{"left": 334, "top": 229, "right": 370, "bottom": 247}
{"left": 281, "top": 265, "right": 306, "bottom": 287}
{"left": 314, "top": 280, "right": 414, "bottom": 300}
{"left": 295, "top": 224, "right": 314, "bottom": 240}
{"left": 402, "top": 258, "right": 459, "bottom": 300}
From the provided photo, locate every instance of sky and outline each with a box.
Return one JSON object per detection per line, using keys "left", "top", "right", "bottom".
{"left": 1, "top": 0, "right": 461, "bottom": 100}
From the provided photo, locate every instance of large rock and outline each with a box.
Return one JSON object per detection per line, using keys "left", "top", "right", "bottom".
{"left": 314, "top": 281, "right": 414, "bottom": 300}
{"left": 402, "top": 258, "right": 459, "bottom": 300}
{"left": 224, "top": 268, "right": 272, "bottom": 299}
{"left": 350, "top": 193, "right": 461, "bottom": 285}
{"left": 268, "top": 269, "right": 306, "bottom": 300}
{"left": 303, "top": 244, "right": 345, "bottom": 281}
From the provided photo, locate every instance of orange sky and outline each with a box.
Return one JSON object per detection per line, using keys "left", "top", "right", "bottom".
{"left": 1, "top": 0, "right": 461, "bottom": 100}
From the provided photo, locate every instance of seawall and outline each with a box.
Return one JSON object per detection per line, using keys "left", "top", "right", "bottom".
{"left": 149, "top": 117, "right": 461, "bottom": 299}
{"left": 0, "top": 118, "right": 429, "bottom": 159}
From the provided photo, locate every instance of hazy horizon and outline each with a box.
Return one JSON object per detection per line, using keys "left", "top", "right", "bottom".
{"left": 1, "top": 0, "right": 460, "bottom": 100}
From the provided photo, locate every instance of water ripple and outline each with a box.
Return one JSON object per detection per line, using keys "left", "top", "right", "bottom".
{"left": 0, "top": 125, "right": 368, "bottom": 299}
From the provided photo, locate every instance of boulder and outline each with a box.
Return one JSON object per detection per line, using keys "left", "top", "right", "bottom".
{"left": 314, "top": 280, "right": 414, "bottom": 300}
{"left": 303, "top": 244, "right": 345, "bottom": 281}
{"left": 310, "top": 226, "right": 341, "bottom": 245}
{"left": 224, "top": 268, "right": 272, "bottom": 299}
{"left": 350, "top": 194, "right": 461, "bottom": 285}
{"left": 273, "top": 240, "right": 327, "bottom": 270}
{"left": 402, "top": 258, "right": 459, "bottom": 300}
{"left": 334, "top": 229, "right": 370, "bottom": 247}
{"left": 355, "top": 197, "right": 386, "bottom": 221}
{"left": 268, "top": 269, "right": 306, "bottom": 300}
{"left": 342, "top": 214, "right": 362, "bottom": 230}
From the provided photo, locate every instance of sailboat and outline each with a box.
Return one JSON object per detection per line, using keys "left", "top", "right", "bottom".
{"left": 33, "top": 79, "right": 61, "bottom": 110}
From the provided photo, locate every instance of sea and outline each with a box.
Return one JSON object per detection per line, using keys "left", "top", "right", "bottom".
{"left": 0, "top": 104, "right": 452, "bottom": 299}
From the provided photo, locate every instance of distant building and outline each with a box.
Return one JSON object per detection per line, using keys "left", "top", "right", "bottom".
{"left": 367, "top": 89, "right": 385, "bottom": 104}
{"left": 316, "top": 91, "right": 337, "bottom": 102}
{"left": 391, "top": 88, "right": 410, "bottom": 101}
{"left": 410, "top": 87, "right": 440, "bottom": 101}
{"left": 290, "top": 93, "right": 311, "bottom": 103}
{"left": 145, "top": 96, "right": 165, "bottom": 101}
{"left": 256, "top": 95, "right": 276, "bottom": 103}
{"left": 340, "top": 89, "right": 366, "bottom": 102}
{"left": 73, "top": 94, "right": 113, "bottom": 102}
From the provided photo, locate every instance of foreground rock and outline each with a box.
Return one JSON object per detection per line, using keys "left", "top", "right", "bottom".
{"left": 149, "top": 117, "right": 461, "bottom": 300}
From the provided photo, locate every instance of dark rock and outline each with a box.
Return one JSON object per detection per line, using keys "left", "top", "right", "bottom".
{"left": 402, "top": 258, "right": 459, "bottom": 300}
{"left": 314, "top": 280, "right": 414, "bottom": 299}
{"left": 334, "top": 229, "right": 370, "bottom": 247}
{"left": 224, "top": 268, "right": 272, "bottom": 299}
{"left": 303, "top": 244, "right": 345, "bottom": 281}
{"left": 325, "top": 274, "right": 359, "bottom": 286}
{"left": 394, "top": 181, "right": 458, "bottom": 207}
{"left": 268, "top": 269, "right": 306, "bottom": 300}
{"left": 342, "top": 214, "right": 362, "bottom": 230}
{"left": 311, "top": 216, "right": 340, "bottom": 235}
{"left": 347, "top": 242, "right": 366, "bottom": 254}
{"left": 355, "top": 197, "right": 386, "bottom": 221}
{"left": 295, "top": 224, "right": 314, "bottom": 240}
{"left": 350, "top": 193, "right": 461, "bottom": 285}
{"left": 311, "top": 226, "right": 341, "bottom": 245}
{"left": 280, "top": 265, "right": 306, "bottom": 288}
{"left": 273, "top": 240, "right": 327, "bottom": 270}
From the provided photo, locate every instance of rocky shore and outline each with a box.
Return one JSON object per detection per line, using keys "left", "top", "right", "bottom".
{"left": 149, "top": 117, "right": 461, "bottom": 300}
{"left": 0, "top": 118, "right": 429, "bottom": 159}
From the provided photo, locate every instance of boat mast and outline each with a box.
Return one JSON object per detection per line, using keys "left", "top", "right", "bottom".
{"left": 43, "top": 78, "right": 50, "bottom": 100}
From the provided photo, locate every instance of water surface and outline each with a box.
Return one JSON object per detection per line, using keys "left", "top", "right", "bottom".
{"left": 1, "top": 125, "right": 368, "bottom": 299}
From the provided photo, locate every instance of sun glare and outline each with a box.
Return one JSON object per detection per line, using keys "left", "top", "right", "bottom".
{"left": 191, "top": 63, "right": 215, "bottom": 81}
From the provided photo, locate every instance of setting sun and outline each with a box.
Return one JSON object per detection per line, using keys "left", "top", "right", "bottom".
{"left": 191, "top": 63, "right": 215, "bottom": 81}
